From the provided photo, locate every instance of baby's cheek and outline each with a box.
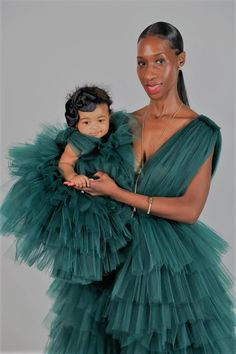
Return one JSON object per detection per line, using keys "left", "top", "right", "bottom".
{"left": 105, "top": 124, "right": 110, "bottom": 133}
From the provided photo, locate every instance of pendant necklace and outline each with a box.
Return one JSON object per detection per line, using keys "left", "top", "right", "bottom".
{"left": 131, "top": 101, "right": 184, "bottom": 216}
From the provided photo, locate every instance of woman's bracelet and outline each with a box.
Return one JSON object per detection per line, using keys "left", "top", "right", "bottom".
{"left": 147, "top": 196, "right": 153, "bottom": 215}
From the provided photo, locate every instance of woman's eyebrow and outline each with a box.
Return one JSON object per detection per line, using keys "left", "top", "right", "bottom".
{"left": 137, "top": 52, "right": 165, "bottom": 58}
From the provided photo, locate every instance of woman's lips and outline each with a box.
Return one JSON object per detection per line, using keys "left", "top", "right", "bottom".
{"left": 145, "top": 83, "right": 162, "bottom": 94}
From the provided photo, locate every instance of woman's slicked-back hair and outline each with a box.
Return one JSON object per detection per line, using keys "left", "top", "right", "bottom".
{"left": 65, "top": 85, "right": 113, "bottom": 127}
{"left": 138, "top": 21, "right": 189, "bottom": 106}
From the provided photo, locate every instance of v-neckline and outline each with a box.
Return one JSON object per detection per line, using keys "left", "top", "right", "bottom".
{"left": 134, "top": 114, "right": 203, "bottom": 171}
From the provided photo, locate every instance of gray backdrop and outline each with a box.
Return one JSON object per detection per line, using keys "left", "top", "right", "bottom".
{"left": 0, "top": 1, "right": 235, "bottom": 353}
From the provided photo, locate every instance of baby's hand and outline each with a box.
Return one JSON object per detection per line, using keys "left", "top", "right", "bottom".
{"left": 64, "top": 174, "right": 90, "bottom": 188}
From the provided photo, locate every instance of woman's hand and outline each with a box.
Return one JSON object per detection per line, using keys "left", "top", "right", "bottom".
{"left": 78, "top": 171, "right": 119, "bottom": 197}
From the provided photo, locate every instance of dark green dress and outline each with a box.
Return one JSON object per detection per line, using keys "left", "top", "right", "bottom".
{"left": 0, "top": 110, "right": 136, "bottom": 284}
{"left": 43, "top": 114, "right": 236, "bottom": 353}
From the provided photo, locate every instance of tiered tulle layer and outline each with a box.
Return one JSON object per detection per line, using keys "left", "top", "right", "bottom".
{"left": 42, "top": 214, "right": 236, "bottom": 353}
{"left": 105, "top": 215, "right": 236, "bottom": 353}
{"left": 43, "top": 274, "right": 121, "bottom": 354}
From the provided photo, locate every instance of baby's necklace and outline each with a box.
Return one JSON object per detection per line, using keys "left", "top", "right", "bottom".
{"left": 131, "top": 101, "right": 184, "bottom": 216}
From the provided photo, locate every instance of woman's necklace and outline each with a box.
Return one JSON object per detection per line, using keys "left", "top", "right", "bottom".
{"left": 131, "top": 101, "right": 184, "bottom": 216}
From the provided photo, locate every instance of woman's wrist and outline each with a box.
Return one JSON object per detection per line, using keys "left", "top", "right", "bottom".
{"left": 108, "top": 185, "right": 153, "bottom": 214}
{"left": 109, "top": 184, "right": 123, "bottom": 199}
{"left": 110, "top": 186, "right": 137, "bottom": 206}
{"left": 109, "top": 185, "right": 124, "bottom": 200}
{"left": 111, "top": 187, "right": 151, "bottom": 213}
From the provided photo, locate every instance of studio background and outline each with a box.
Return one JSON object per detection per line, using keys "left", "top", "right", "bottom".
{"left": 0, "top": 1, "right": 235, "bottom": 353}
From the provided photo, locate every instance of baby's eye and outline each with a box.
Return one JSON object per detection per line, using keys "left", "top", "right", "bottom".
{"left": 98, "top": 119, "right": 105, "bottom": 123}
{"left": 83, "top": 121, "right": 89, "bottom": 125}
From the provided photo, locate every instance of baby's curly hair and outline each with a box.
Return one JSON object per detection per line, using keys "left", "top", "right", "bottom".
{"left": 65, "top": 85, "right": 113, "bottom": 127}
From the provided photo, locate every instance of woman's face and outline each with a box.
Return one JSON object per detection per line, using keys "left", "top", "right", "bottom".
{"left": 76, "top": 103, "right": 110, "bottom": 138}
{"left": 136, "top": 35, "right": 185, "bottom": 99}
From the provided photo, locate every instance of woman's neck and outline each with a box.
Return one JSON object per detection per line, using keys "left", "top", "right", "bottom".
{"left": 148, "top": 94, "right": 183, "bottom": 118}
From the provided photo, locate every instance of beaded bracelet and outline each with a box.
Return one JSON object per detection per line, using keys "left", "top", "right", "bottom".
{"left": 147, "top": 196, "right": 153, "bottom": 215}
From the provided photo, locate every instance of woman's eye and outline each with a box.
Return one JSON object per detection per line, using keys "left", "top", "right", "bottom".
{"left": 83, "top": 121, "right": 89, "bottom": 125}
{"left": 99, "top": 119, "right": 105, "bottom": 123}
{"left": 137, "top": 59, "right": 164, "bottom": 67}
{"left": 137, "top": 61, "right": 145, "bottom": 67}
{"left": 156, "top": 59, "right": 164, "bottom": 64}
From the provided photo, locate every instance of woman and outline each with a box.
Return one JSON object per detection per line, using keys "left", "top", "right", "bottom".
{"left": 44, "top": 22, "right": 236, "bottom": 353}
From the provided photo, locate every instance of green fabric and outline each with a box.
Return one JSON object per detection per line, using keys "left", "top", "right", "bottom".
{"left": 101, "top": 115, "right": 236, "bottom": 353}
{"left": 1, "top": 113, "right": 236, "bottom": 353}
{"left": 0, "top": 110, "right": 136, "bottom": 284}
{"left": 44, "top": 114, "right": 236, "bottom": 353}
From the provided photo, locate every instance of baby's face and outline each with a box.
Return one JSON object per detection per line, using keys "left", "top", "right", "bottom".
{"left": 76, "top": 103, "right": 110, "bottom": 138}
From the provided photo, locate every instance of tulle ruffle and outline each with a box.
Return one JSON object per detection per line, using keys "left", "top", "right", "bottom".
{"left": 43, "top": 275, "right": 121, "bottom": 354}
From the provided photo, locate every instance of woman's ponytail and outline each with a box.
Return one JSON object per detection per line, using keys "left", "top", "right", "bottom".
{"left": 177, "top": 69, "right": 189, "bottom": 106}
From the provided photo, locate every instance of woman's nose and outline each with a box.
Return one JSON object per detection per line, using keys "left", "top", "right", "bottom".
{"left": 143, "top": 65, "right": 158, "bottom": 81}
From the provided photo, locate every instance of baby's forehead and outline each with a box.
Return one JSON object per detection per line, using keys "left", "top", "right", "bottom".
{"left": 78, "top": 104, "right": 110, "bottom": 119}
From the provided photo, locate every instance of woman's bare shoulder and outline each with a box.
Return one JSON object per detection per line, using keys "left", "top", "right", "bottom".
{"left": 181, "top": 107, "right": 200, "bottom": 120}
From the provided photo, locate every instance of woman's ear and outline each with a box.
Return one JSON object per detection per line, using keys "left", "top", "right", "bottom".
{"left": 178, "top": 51, "right": 186, "bottom": 68}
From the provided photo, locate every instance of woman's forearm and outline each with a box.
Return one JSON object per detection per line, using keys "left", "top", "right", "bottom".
{"left": 111, "top": 187, "right": 196, "bottom": 224}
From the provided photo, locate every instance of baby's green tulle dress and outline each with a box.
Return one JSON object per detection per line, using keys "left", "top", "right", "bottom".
{"left": 1, "top": 112, "right": 236, "bottom": 353}
{"left": 0, "top": 110, "right": 136, "bottom": 284}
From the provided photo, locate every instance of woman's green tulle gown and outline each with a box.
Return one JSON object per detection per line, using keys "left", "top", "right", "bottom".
{"left": 1, "top": 111, "right": 236, "bottom": 353}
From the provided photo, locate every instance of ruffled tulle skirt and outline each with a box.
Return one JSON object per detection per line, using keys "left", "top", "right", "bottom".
{"left": 42, "top": 213, "right": 236, "bottom": 353}
{"left": 0, "top": 124, "right": 134, "bottom": 284}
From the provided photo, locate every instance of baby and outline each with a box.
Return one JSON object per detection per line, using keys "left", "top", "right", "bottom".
{"left": 0, "top": 84, "right": 136, "bottom": 285}
{"left": 58, "top": 88, "right": 111, "bottom": 189}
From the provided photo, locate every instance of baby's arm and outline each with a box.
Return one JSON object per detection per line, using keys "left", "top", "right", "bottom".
{"left": 58, "top": 144, "right": 90, "bottom": 187}
{"left": 58, "top": 143, "right": 78, "bottom": 180}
